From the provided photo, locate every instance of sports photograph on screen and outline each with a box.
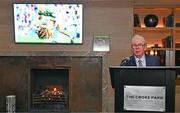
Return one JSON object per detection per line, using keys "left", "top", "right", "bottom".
{"left": 13, "top": 3, "right": 83, "bottom": 44}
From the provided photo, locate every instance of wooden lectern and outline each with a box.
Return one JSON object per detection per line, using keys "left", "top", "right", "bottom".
{"left": 109, "top": 66, "right": 176, "bottom": 113}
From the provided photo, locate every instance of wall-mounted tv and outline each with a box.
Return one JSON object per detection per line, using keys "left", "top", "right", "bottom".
{"left": 13, "top": 3, "right": 83, "bottom": 44}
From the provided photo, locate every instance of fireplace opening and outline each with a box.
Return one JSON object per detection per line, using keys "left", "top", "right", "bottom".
{"left": 30, "top": 68, "right": 69, "bottom": 112}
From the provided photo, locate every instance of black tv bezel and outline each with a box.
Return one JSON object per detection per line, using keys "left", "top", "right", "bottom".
{"left": 12, "top": 3, "right": 84, "bottom": 45}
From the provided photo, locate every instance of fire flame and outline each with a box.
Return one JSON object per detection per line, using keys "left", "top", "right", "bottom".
{"left": 53, "top": 87, "right": 57, "bottom": 92}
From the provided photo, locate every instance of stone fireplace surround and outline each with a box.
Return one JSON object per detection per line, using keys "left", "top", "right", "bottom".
{"left": 0, "top": 51, "right": 108, "bottom": 113}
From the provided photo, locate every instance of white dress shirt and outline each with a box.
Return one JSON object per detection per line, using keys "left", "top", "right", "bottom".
{"left": 135, "top": 55, "right": 146, "bottom": 67}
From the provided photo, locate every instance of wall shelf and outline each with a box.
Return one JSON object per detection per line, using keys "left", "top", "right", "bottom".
{"left": 133, "top": 7, "right": 175, "bottom": 66}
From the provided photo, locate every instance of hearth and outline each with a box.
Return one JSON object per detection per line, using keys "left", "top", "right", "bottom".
{"left": 30, "top": 68, "right": 69, "bottom": 112}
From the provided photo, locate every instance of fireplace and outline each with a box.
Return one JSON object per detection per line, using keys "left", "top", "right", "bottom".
{"left": 0, "top": 53, "right": 105, "bottom": 112}
{"left": 30, "top": 68, "right": 69, "bottom": 112}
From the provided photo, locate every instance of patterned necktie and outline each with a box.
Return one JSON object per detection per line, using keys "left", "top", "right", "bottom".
{"left": 138, "top": 60, "right": 143, "bottom": 67}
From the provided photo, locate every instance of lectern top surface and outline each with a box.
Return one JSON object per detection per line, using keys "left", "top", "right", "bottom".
{"left": 109, "top": 66, "right": 180, "bottom": 69}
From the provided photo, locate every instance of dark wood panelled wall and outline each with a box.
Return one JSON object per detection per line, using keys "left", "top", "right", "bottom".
{"left": 2, "top": 0, "right": 180, "bottom": 65}
{"left": 0, "top": 0, "right": 133, "bottom": 66}
{"left": 1, "top": 0, "right": 180, "bottom": 112}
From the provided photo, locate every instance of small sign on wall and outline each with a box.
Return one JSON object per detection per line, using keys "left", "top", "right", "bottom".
{"left": 93, "top": 35, "right": 110, "bottom": 52}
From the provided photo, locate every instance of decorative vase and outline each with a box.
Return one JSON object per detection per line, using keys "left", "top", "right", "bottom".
{"left": 144, "top": 14, "right": 159, "bottom": 27}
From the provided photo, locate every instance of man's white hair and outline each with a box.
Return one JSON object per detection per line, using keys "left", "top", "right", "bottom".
{"left": 131, "top": 34, "right": 146, "bottom": 44}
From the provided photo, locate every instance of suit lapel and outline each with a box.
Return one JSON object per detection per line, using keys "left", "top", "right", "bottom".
{"left": 145, "top": 55, "right": 150, "bottom": 66}
{"left": 130, "top": 56, "right": 137, "bottom": 66}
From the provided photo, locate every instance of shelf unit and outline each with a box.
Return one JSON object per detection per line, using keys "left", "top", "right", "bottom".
{"left": 133, "top": 4, "right": 180, "bottom": 111}
{"left": 133, "top": 7, "right": 180, "bottom": 66}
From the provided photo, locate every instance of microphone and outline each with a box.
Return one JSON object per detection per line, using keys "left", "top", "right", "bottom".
{"left": 120, "top": 57, "right": 130, "bottom": 66}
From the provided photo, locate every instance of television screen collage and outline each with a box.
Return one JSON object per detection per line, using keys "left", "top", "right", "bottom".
{"left": 13, "top": 4, "right": 83, "bottom": 44}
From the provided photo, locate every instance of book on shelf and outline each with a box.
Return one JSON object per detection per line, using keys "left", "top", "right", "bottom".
{"left": 165, "top": 13, "right": 174, "bottom": 27}
{"left": 176, "top": 51, "right": 180, "bottom": 66}
{"left": 162, "top": 35, "right": 173, "bottom": 48}
{"left": 134, "top": 14, "right": 141, "bottom": 27}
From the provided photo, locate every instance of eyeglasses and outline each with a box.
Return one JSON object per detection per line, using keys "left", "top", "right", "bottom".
{"left": 132, "top": 44, "right": 145, "bottom": 49}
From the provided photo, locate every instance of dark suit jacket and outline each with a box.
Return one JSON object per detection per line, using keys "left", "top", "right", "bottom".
{"left": 121, "top": 55, "right": 160, "bottom": 66}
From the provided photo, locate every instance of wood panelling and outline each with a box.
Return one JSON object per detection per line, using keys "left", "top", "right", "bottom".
{"left": 1, "top": 0, "right": 180, "bottom": 112}
{"left": 134, "top": 0, "right": 180, "bottom": 7}
{"left": 0, "top": 0, "right": 133, "bottom": 66}
{"left": 0, "top": 1, "right": 132, "bottom": 112}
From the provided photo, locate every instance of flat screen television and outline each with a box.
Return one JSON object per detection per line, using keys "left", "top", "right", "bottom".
{"left": 13, "top": 3, "right": 83, "bottom": 44}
